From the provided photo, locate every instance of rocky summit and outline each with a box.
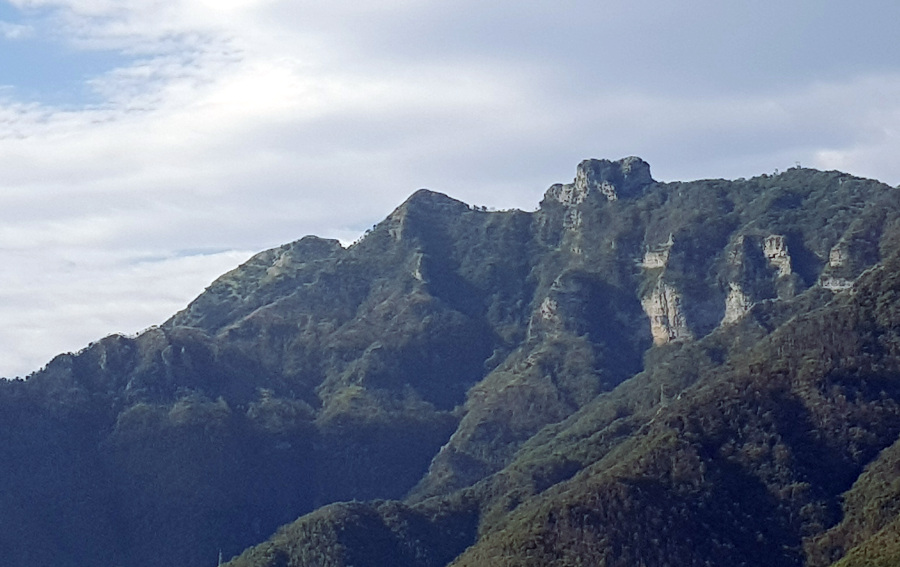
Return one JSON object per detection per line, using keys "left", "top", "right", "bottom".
{"left": 5, "top": 157, "right": 900, "bottom": 567}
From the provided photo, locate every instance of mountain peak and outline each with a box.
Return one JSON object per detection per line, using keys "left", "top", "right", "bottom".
{"left": 401, "top": 188, "right": 469, "bottom": 209}
{"left": 545, "top": 156, "right": 655, "bottom": 205}
{"left": 387, "top": 188, "right": 470, "bottom": 226}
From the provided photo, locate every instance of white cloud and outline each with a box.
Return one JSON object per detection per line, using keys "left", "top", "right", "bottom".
{"left": 0, "top": 20, "right": 34, "bottom": 39}
{"left": 3, "top": 0, "right": 900, "bottom": 376}
{"left": 0, "top": 249, "right": 254, "bottom": 378}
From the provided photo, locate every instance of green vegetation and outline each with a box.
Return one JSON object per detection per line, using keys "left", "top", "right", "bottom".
{"left": 4, "top": 159, "right": 900, "bottom": 566}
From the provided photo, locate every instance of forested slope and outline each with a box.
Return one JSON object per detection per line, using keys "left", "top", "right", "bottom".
{"left": 3, "top": 157, "right": 900, "bottom": 567}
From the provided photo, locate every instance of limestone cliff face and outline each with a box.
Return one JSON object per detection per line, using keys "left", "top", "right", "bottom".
{"left": 545, "top": 156, "right": 654, "bottom": 206}
{"left": 763, "top": 235, "right": 792, "bottom": 278}
{"left": 817, "top": 218, "right": 885, "bottom": 291}
{"left": 638, "top": 236, "right": 690, "bottom": 344}
{"left": 575, "top": 156, "right": 654, "bottom": 201}
{"left": 640, "top": 235, "right": 673, "bottom": 269}
{"left": 821, "top": 241, "right": 855, "bottom": 290}
{"left": 722, "top": 283, "right": 754, "bottom": 325}
{"left": 715, "top": 232, "right": 805, "bottom": 326}
{"left": 542, "top": 156, "right": 655, "bottom": 256}
{"left": 719, "top": 235, "right": 758, "bottom": 325}
{"left": 641, "top": 280, "right": 692, "bottom": 344}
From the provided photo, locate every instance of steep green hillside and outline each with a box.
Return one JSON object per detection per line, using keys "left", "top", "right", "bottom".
{"left": 3, "top": 157, "right": 900, "bottom": 567}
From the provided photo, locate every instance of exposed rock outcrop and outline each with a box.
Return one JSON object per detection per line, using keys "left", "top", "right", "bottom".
{"left": 641, "top": 280, "right": 692, "bottom": 345}
{"left": 828, "top": 244, "right": 848, "bottom": 268}
{"left": 641, "top": 235, "right": 674, "bottom": 269}
{"left": 716, "top": 232, "right": 805, "bottom": 326}
{"left": 764, "top": 234, "right": 792, "bottom": 278}
{"left": 721, "top": 282, "right": 754, "bottom": 325}
{"left": 817, "top": 225, "right": 883, "bottom": 291}
{"left": 819, "top": 243, "right": 852, "bottom": 289}
{"left": 546, "top": 156, "right": 654, "bottom": 205}
{"left": 638, "top": 234, "right": 690, "bottom": 344}
{"left": 575, "top": 156, "right": 654, "bottom": 201}
{"left": 821, "top": 277, "right": 853, "bottom": 291}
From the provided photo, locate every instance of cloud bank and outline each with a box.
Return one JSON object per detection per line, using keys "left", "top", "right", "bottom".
{"left": 2, "top": 0, "right": 900, "bottom": 376}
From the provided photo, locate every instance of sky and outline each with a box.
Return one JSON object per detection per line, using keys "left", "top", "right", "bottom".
{"left": 2, "top": 0, "right": 900, "bottom": 377}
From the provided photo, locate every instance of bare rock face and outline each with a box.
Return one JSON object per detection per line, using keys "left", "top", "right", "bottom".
{"left": 818, "top": 223, "right": 883, "bottom": 291}
{"left": 719, "top": 235, "right": 762, "bottom": 325}
{"left": 546, "top": 156, "right": 654, "bottom": 205}
{"left": 575, "top": 156, "right": 654, "bottom": 201}
{"left": 638, "top": 234, "right": 691, "bottom": 344}
{"left": 820, "top": 242, "right": 854, "bottom": 290}
{"left": 721, "top": 283, "right": 754, "bottom": 325}
{"left": 641, "top": 235, "right": 673, "bottom": 269}
{"left": 828, "top": 244, "right": 848, "bottom": 268}
{"left": 715, "top": 232, "right": 805, "bottom": 327}
{"left": 641, "top": 280, "right": 692, "bottom": 345}
{"left": 764, "top": 234, "right": 792, "bottom": 278}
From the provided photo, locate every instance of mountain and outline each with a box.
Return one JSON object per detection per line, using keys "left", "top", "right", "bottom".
{"left": 4, "top": 157, "right": 900, "bottom": 567}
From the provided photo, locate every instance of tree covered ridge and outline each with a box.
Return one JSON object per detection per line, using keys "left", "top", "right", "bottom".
{"left": 4, "top": 158, "right": 900, "bottom": 566}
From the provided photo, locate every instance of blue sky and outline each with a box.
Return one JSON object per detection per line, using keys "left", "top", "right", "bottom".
{"left": 2, "top": 0, "right": 900, "bottom": 377}
{"left": 0, "top": 2, "right": 127, "bottom": 104}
